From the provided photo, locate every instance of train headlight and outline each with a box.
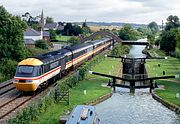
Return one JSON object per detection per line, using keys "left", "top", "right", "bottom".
{"left": 26, "top": 80, "right": 33, "bottom": 83}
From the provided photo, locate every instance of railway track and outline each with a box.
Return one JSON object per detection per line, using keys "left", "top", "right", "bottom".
{"left": 0, "top": 79, "right": 15, "bottom": 96}
{"left": 0, "top": 47, "right": 112, "bottom": 123}
{"left": 0, "top": 94, "right": 33, "bottom": 123}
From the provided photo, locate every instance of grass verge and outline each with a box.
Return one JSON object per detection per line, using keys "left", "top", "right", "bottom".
{"left": 155, "top": 80, "right": 180, "bottom": 107}
{"left": 35, "top": 58, "right": 121, "bottom": 124}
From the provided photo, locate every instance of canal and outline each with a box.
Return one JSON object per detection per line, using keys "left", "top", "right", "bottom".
{"left": 95, "top": 39, "right": 180, "bottom": 124}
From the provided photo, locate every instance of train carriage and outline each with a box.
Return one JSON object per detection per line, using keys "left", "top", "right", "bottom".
{"left": 13, "top": 38, "right": 113, "bottom": 92}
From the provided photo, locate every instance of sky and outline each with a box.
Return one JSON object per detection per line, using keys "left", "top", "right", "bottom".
{"left": 1, "top": 0, "right": 180, "bottom": 24}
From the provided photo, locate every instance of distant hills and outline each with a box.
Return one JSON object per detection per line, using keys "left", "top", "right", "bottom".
{"left": 73, "top": 22, "right": 146, "bottom": 29}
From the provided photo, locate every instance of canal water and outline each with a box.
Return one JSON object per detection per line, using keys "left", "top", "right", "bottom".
{"left": 95, "top": 39, "right": 180, "bottom": 124}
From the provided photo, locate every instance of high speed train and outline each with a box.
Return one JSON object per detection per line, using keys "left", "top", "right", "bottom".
{"left": 13, "top": 38, "right": 113, "bottom": 91}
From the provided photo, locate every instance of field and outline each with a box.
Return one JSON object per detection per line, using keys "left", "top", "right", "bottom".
{"left": 55, "top": 35, "right": 71, "bottom": 42}
{"left": 89, "top": 25, "right": 122, "bottom": 32}
{"left": 35, "top": 57, "right": 121, "bottom": 124}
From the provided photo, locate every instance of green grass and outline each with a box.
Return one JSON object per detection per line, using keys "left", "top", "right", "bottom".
{"left": 35, "top": 58, "right": 120, "bottom": 124}
{"left": 155, "top": 80, "right": 180, "bottom": 107}
{"left": 56, "top": 35, "right": 71, "bottom": 41}
{"left": 146, "top": 57, "right": 180, "bottom": 82}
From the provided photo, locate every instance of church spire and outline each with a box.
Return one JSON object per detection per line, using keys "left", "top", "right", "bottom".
{"left": 39, "top": 9, "right": 45, "bottom": 29}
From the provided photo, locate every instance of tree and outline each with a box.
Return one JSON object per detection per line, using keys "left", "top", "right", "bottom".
{"left": 147, "top": 21, "right": 159, "bottom": 35}
{"left": 165, "top": 15, "right": 180, "bottom": 31}
{"left": 147, "top": 34, "right": 155, "bottom": 46}
{"left": 35, "top": 40, "right": 49, "bottom": 49}
{"left": 160, "top": 29, "right": 177, "bottom": 53}
{"left": 49, "top": 29, "right": 57, "bottom": 40}
{"left": 63, "top": 23, "right": 74, "bottom": 36}
{"left": 175, "top": 30, "right": 180, "bottom": 58}
{"left": 73, "top": 25, "right": 83, "bottom": 36}
{"left": 0, "top": 6, "right": 28, "bottom": 61}
{"left": 46, "top": 16, "right": 54, "bottom": 23}
{"left": 118, "top": 24, "right": 139, "bottom": 40}
{"left": 137, "top": 25, "right": 151, "bottom": 35}
{"left": 67, "top": 36, "right": 80, "bottom": 46}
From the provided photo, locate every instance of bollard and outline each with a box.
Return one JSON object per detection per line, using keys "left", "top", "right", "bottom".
{"left": 84, "top": 90, "right": 87, "bottom": 95}
{"left": 176, "top": 93, "right": 179, "bottom": 98}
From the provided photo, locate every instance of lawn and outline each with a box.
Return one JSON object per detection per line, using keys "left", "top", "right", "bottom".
{"left": 146, "top": 57, "right": 180, "bottom": 82}
{"left": 146, "top": 49, "right": 180, "bottom": 107}
{"left": 35, "top": 57, "right": 121, "bottom": 124}
{"left": 155, "top": 80, "right": 180, "bottom": 107}
{"left": 56, "top": 35, "right": 71, "bottom": 42}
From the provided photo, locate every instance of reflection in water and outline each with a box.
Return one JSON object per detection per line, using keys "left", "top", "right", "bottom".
{"left": 95, "top": 39, "right": 180, "bottom": 124}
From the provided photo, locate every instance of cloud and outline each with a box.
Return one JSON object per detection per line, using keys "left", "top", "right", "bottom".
{"left": 1, "top": 0, "right": 180, "bottom": 24}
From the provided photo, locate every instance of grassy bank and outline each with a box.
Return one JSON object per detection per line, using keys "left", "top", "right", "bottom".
{"left": 35, "top": 57, "right": 120, "bottom": 124}
{"left": 155, "top": 80, "right": 180, "bottom": 107}
{"left": 146, "top": 48, "right": 180, "bottom": 107}
{"left": 146, "top": 57, "right": 180, "bottom": 82}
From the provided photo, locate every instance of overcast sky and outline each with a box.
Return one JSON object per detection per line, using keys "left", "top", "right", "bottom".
{"left": 1, "top": 0, "right": 180, "bottom": 24}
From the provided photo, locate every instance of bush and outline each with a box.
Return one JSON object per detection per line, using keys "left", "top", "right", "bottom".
{"left": 111, "top": 44, "right": 130, "bottom": 56}
{"left": 27, "top": 47, "right": 48, "bottom": 57}
{"left": 35, "top": 40, "right": 49, "bottom": 50}
{"left": 0, "top": 59, "right": 17, "bottom": 78}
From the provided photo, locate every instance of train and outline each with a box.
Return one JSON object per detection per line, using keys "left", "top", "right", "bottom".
{"left": 13, "top": 38, "right": 113, "bottom": 91}
{"left": 65, "top": 105, "right": 100, "bottom": 124}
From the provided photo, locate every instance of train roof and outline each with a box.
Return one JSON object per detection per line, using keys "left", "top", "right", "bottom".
{"left": 35, "top": 49, "right": 71, "bottom": 64}
{"left": 66, "top": 105, "right": 96, "bottom": 124}
{"left": 68, "top": 43, "right": 93, "bottom": 53}
{"left": 89, "top": 38, "right": 111, "bottom": 45}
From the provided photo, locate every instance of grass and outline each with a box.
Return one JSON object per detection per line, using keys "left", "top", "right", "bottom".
{"left": 35, "top": 58, "right": 120, "bottom": 124}
{"left": 55, "top": 35, "right": 71, "bottom": 42}
{"left": 146, "top": 48, "right": 180, "bottom": 107}
{"left": 155, "top": 80, "right": 180, "bottom": 107}
{"left": 146, "top": 57, "right": 180, "bottom": 82}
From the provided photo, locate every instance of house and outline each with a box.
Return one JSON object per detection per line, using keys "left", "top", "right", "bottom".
{"left": 44, "top": 23, "right": 59, "bottom": 30}
{"left": 43, "top": 31, "right": 50, "bottom": 42}
{"left": 24, "top": 28, "right": 50, "bottom": 47}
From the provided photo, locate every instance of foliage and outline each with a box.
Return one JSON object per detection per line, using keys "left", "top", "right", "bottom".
{"left": 175, "top": 30, "right": 180, "bottom": 58}
{"left": 46, "top": 16, "right": 54, "bottom": 23}
{"left": 8, "top": 94, "right": 54, "bottom": 124}
{"left": 160, "top": 29, "right": 177, "bottom": 53}
{"left": 0, "top": 59, "right": 17, "bottom": 80}
{"left": 111, "top": 44, "right": 130, "bottom": 56}
{"left": 22, "top": 12, "right": 39, "bottom": 29}
{"left": 49, "top": 29, "right": 57, "bottom": 40}
{"left": 137, "top": 25, "right": 151, "bottom": 35}
{"left": 73, "top": 25, "right": 83, "bottom": 36}
{"left": 147, "top": 21, "right": 159, "bottom": 35}
{"left": 165, "top": 15, "right": 180, "bottom": 31}
{"left": 67, "top": 36, "right": 80, "bottom": 46}
{"left": 0, "top": 6, "right": 28, "bottom": 62}
{"left": 27, "top": 47, "right": 48, "bottom": 57}
{"left": 118, "top": 24, "right": 140, "bottom": 40}
{"left": 147, "top": 34, "right": 155, "bottom": 46}
{"left": 35, "top": 40, "right": 49, "bottom": 49}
